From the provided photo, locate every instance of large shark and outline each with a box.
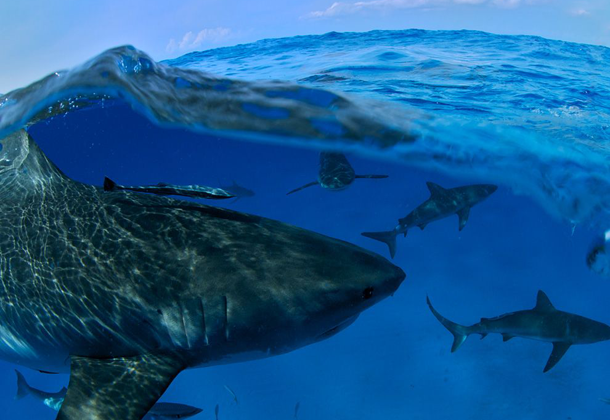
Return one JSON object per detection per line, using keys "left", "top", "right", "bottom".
{"left": 362, "top": 182, "right": 497, "bottom": 258}
{"left": 427, "top": 291, "right": 610, "bottom": 372}
{"left": 286, "top": 152, "right": 388, "bottom": 195}
{"left": 0, "top": 130, "right": 405, "bottom": 420}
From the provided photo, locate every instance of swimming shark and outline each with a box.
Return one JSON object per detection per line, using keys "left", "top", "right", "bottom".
{"left": 427, "top": 291, "right": 610, "bottom": 372}
{"left": 362, "top": 182, "right": 497, "bottom": 258}
{"left": 15, "top": 370, "right": 203, "bottom": 419}
{"left": 219, "top": 181, "right": 255, "bottom": 202}
{"left": 104, "top": 177, "right": 234, "bottom": 200}
{"left": 0, "top": 130, "right": 405, "bottom": 420}
{"left": 286, "top": 152, "right": 388, "bottom": 195}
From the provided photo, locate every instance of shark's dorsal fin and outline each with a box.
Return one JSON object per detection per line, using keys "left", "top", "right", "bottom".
{"left": 57, "top": 353, "right": 184, "bottom": 420}
{"left": 544, "top": 342, "right": 571, "bottom": 372}
{"left": 426, "top": 182, "right": 447, "bottom": 197}
{"left": 534, "top": 290, "right": 556, "bottom": 312}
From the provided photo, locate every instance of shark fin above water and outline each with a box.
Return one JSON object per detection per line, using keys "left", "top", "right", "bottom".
{"left": 457, "top": 207, "right": 470, "bottom": 231}
{"left": 426, "top": 182, "right": 447, "bottom": 197}
{"left": 544, "top": 342, "right": 571, "bottom": 373}
{"left": 57, "top": 354, "right": 184, "bottom": 420}
{"left": 534, "top": 290, "right": 556, "bottom": 312}
{"left": 286, "top": 181, "right": 319, "bottom": 195}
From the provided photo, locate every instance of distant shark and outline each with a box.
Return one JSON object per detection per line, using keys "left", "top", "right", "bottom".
{"left": 362, "top": 182, "right": 497, "bottom": 258}
{"left": 104, "top": 177, "right": 234, "bottom": 200}
{"left": 15, "top": 370, "right": 203, "bottom": 419}
{"left": 219, "top": 180, "right": 255, "bottom": 202}
{"left": 427, "top": 291, "right": 610, "bottom": 372}
{"left": 0, "top": 130, "right": 405, "bottom": 420}
{"left": 286, "top": 152, "right": 388, "bottom": 195}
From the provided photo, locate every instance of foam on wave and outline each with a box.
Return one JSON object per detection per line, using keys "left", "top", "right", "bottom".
{"left": 1, "top": 30, "right": 610, "bottom": 226}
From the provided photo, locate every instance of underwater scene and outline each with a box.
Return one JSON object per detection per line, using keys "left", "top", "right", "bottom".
{"left": 0, "top": 29, "right": 610, "bottom": 419}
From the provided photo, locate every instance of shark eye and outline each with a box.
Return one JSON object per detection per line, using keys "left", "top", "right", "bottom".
{"left": 362, "top": 287, "right": 374, "bottom": 300}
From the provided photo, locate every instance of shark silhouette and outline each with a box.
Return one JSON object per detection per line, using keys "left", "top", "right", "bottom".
{"left": 362, "top": 182, "right": 497, "bottom": 258}
{"left": 0, "top": 130, "right": 405, "bottom": 420}
{"left": 427, "top": 291, "right": 610, "bottom": 372}
{"left": 287, "top": 152, "right": 388, "bottom": 195}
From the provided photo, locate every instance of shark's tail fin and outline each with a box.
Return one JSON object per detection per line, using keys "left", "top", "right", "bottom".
{"left": 15, "top": 370, "right": 32, "bottom": 400}
{"left": 103, "top": 177, "right": 117, "bottom": 191}
{"left": 361, "top": 230, "right": 398, "bottom": 258}
{"left": 426, "top": 297, "right": 472, "bottom": 352}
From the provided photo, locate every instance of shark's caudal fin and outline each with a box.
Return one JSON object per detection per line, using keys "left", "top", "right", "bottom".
{"left": 286, "top": 181, "right": 319, "bottom": 195}
{"left": 354, "top": 174, "right": 389, "bottom": 179}
{"left": 361, "top": 230, "right": 398, "bottom": 258}
{"left": 427, "top": 297, "right": 472, "bottom": 352}
{"left": 15, "top": 370, "right": 32, "bottom": 400}
{"left": 103, "top": 177, "right": 118, "bottom": 191}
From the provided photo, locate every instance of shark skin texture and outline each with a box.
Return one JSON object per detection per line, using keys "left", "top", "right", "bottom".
{"left": 0, "top": 130, "right": 405, "bottom": 420}
{"left": 427, "top": 291, "right": 610, "bottom": 372}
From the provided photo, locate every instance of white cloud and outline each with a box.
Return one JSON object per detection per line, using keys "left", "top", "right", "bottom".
{"left": 307, "top": 0, "right": 433, "bottom": 18}
{"left": 166, "top": 28, "right": 232, "bottom": 53}
{"left": 492, "top": 0, "right": 523, "bottom": 8}
{"left": 305, "top": 0, "right": 536, "bottom": 18}
{"left": 570, "top": 8, "right": 590, "bottom": 16}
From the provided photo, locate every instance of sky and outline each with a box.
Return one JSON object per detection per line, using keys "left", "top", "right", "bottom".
{"left": 0, "top": 0, "right": 609, "bottom": 93}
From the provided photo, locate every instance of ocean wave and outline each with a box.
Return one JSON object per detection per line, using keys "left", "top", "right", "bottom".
{"left": 1, "top": 30, "right": 610, "bottom": 226}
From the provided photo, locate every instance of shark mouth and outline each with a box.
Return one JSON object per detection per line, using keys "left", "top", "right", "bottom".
{"left": 316, "top": 315, "right": 360, "bottom": 342}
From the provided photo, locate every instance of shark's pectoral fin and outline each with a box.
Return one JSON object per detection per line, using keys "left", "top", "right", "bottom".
{"left": 544, "top": 342, "right": 571, "bottom": 373}
{"left": 418, "top": 223, "right": 427, "bottom": 230}
{"left": 457, "top": 207, "right": 470, "bottom": 231}
{"left": 286, "top": 181, "right": 319, "bottom": 195}
{"left": 502, "top": 334, "right": 514, "bottom": 342}
{"left": 57, "top": 353, "right": 184, "bottom": 420}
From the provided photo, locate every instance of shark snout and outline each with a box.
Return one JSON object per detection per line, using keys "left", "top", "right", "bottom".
{"left": 484, "top": 184, "right": 498, "bottom": 196}
{"left": 370, "top": 262, "right": 406, "bottom": 302}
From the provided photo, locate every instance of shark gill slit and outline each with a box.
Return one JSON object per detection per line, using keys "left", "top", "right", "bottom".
{"left": 179, "top": 301, "right": 189, "bottom": 349}
{"left": 200, "top": 298, "right": 208, "bottom": 346}
{"left": 223, "top": 296, "right": 229, "bottom": 342}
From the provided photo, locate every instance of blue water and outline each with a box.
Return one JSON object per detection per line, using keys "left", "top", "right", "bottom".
{"left": 0, "top": 29, "right": 610, "bottom": 419}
